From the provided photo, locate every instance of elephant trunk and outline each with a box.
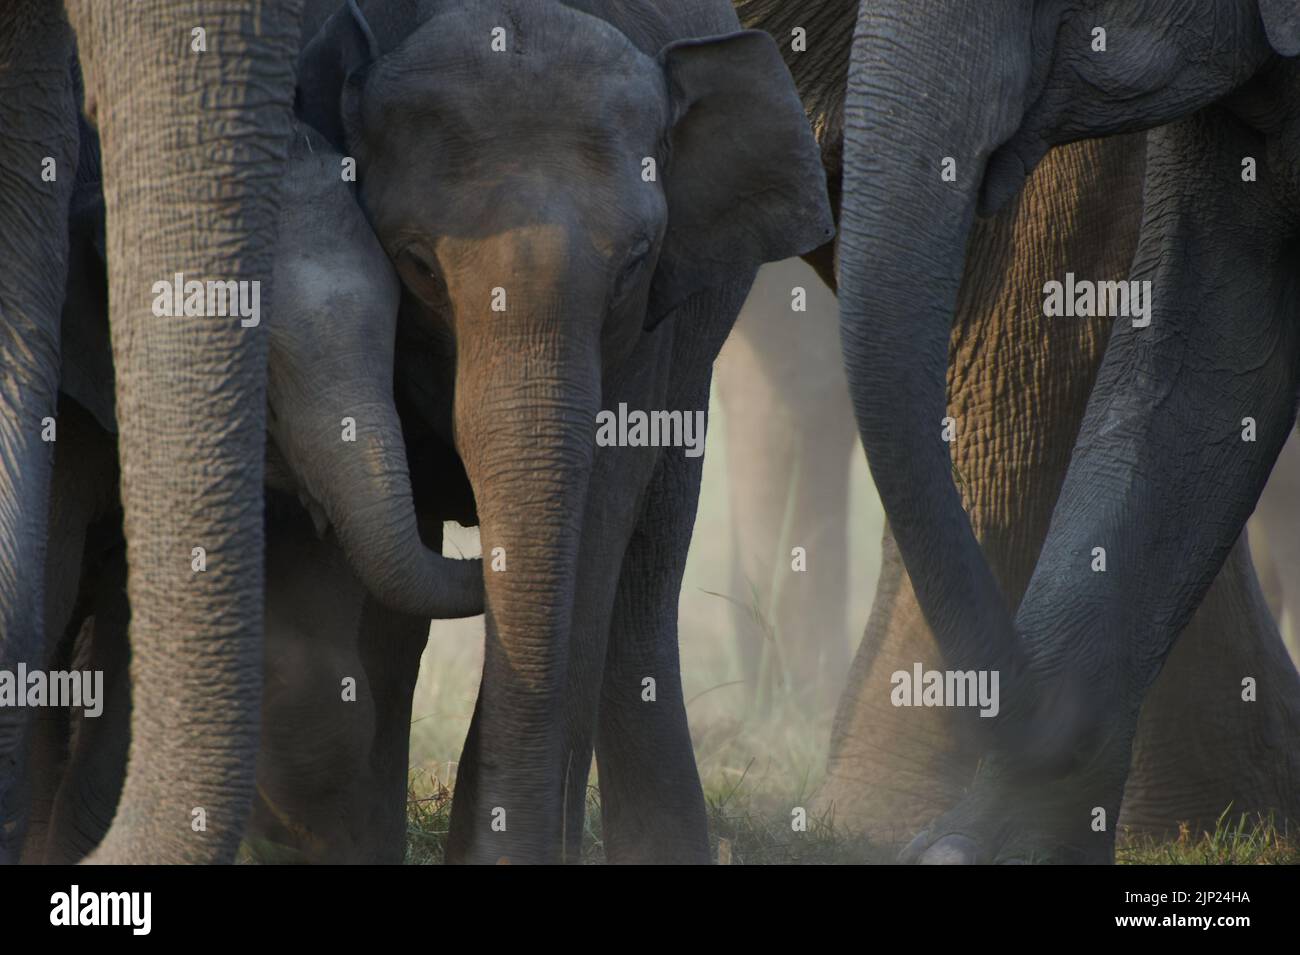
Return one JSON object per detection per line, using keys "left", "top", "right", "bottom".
{"left": 444, "top": 289, "right": 600, "bottom": 863}
{"left": 66, "top": 0, "right": 304, "bottom": 864}
{"left": 838, "top": 2, "right": 1038, "bottom": 721}
{"left": 271, "top": 381, "right": 483, "bottom": 620}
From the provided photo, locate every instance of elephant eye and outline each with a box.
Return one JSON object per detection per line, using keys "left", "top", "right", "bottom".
{"left": 613, "top": 237, "right": 654, "bottom": 303}
{"left": 403, "top": 247, "right": 437, "bottom": 278}
{"left": 397, "top": 246, "right": 450, "bottom": 312}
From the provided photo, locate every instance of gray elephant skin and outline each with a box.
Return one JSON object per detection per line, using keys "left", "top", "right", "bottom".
{"left": 293, "top": 0, "right": 831, "bottom": 865}
{"left": 24, "top": 0, "right": 831, "bottom": 865}
{"left": 0, "top": 0, "right": 306, "bottom": 865}
{"left": 24, "top": 114, "right": 481, "bottom": 864}
{"left": 734, "top": 0, "right": 1300, "bottom": 855}
{"left": 839, "top": 0, "right": 1300, "bottom": 862}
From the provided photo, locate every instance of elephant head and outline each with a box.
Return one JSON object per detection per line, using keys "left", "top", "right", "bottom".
{"left": 297, "top": 0, "right": 830, "bottom": 860}
{"left": 838, "top": 0, "right": 1300, "bottom": 765}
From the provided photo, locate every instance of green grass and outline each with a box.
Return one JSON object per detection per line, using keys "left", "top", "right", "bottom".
{"left": 402, "top": 771, "right": 886, "bottom": 865}
{"left": 404, "top": 773, "right": 1295, "bottom": 864}
{"left": 1116, "top": 812, "right": 1297, "bottom": 865}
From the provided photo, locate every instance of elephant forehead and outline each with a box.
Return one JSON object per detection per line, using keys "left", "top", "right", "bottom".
{"left": 372, "top": 2, "right": 667, "bottom": 129}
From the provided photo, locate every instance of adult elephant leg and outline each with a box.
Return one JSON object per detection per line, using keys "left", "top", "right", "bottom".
{"left": 22, "top": 399, "right": 120, "bottom": 862}
{"left": 1120, "top": 535, "right": 1300, "bottom": 836}
{"left": 66, "top": 0, "right": 302, "bottom": 863}
{"left": 818, "top": 136, "right": 1141, "bottom": 845}
{"left": 0, "top": 0, "right": 77, "bottom": 864}
{"left": 906, "top": 108, "right": 1300, "bottom": 864}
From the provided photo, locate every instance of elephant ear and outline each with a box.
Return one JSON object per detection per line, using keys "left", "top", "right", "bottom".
{"left": 1261, "top": 0, "right": 1300, "bottom": 56}
{"left": 296, "top": 0, "right": 379, "bottom": 151}
{"left": 647, "top": 30, "right": 834, "bottom": 328}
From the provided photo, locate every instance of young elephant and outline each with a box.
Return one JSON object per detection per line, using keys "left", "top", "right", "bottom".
{"left": 25, "top": 121, "right": 479, "bottom": 864}
{"left": 297, "top": 0, "right": 831, "bottom": 863}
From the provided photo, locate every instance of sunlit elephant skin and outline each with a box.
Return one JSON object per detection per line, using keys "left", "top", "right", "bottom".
{"left": 838, "top": 0, "right": 1300, "bottom": 862}
{"left": 295, "top": 0, "right": 832, "bottom": 863}
{"left": 0, "top": 0, "right": 305, "bottom": 865}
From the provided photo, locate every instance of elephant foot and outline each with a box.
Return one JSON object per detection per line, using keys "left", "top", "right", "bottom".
{"left": 898, "top": 760, "right": 1123, "bottom": 865}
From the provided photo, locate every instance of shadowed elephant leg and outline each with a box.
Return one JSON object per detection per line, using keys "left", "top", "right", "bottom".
{"left": 815, "top": 136, "right": 1144, "bottom": 849}
{"left": 42, "top": 551, "right": 130, "bottom": 865}
{"left": 545, "top": 398, "right": 676, "bottom": 863}
{"left": 903, "top": 110, "right": 1300, "bottom": 865}
{"left": 0, "top": 2, "right": 78, "bottom": 864}
{"left": 19, "top": 702, "right": 68, "bottom": 863}
{"left": 355, "top": 593, "right": 430, "bottom": 863}
{"left": 596, "top": 432, "right": 711, "bottom": 864}
{"left": 23, "top": 400, "right": 119, "bottom": 862}
{"left": 595, "top": 280, "right": 754, "bottom": 865}
{"left": 1120, "top": 534, "right": 1300, "bottom": 836}
{"left": 247, "top": 503, "right": 372, "bottom": 864}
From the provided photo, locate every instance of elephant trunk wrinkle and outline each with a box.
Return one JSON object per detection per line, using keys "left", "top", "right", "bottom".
{"left": 444, "top": 341, "right": 599, "bottom": 863}
{"left": 278, "top": 383, "right": 484, "bottom": 619}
